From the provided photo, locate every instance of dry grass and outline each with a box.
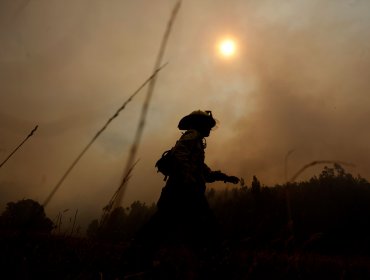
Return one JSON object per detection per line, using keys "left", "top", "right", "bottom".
{"left": 0, "top": 125, "right": 38, "bottom": 169}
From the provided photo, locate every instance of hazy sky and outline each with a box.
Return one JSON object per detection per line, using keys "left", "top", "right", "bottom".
{"left": 1, "top": 0, "right": 370, "bottom": 227}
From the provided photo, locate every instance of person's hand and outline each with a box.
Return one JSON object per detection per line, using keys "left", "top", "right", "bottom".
{"left": 226, "top": 176, "right": 240, "bottom": 184}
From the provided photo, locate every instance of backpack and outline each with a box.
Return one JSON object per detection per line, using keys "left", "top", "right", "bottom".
{"left": 155, "top": 149, "right": 174, "bottom": 181}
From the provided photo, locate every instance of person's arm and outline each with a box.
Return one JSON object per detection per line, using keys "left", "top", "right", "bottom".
{"left": 204, "top": 165, "right": 240, "bottom": 184}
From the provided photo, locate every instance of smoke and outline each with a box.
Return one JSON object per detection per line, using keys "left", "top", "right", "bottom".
{"left": 1, "top": 0, "right": 370, "bottom": 229}
{"left": 221, "top": 0, "right": 370, "bottom": 184}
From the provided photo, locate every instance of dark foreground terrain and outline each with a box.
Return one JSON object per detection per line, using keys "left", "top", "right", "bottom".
{"left": 1, "top": 232, "right": 370, "bottom": 280}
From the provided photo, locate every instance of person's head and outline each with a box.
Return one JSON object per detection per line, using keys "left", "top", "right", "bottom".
{"left": 178, "top": 110, "right": 216, "bottom": 137}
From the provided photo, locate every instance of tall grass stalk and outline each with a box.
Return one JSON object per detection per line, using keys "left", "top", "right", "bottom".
{"left": 113, "top": 0, "right": 182, "bottom": 209}
{"left": 100, "top": 160, "right": 139, "bottom": 226}
{"left": 70, "top": 209, "right": 78, "bottom": 236}
{"left": 0, "top": 125, "right": 38, "bottom": 169}
{"left": 289, "top": 160, "right": 355, "bottom": 183}
{"left": 43, "top": 64, "right": 167, "bottom": 208}
{"left": 284, "top": 149, "right": 295, "bottom": 182}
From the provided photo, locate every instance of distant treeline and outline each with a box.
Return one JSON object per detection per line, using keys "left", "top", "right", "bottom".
{"left": 85, "top": 164, "right": 370, "bottom": 254}
{"left": 1, "top": 164, "right": 370, "bottom": 255}
{"left": 209, "top": 164, "right": 370, "bottom": 255}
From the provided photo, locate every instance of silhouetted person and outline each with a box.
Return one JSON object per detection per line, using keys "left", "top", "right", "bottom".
{"left": 137, "top": 110, "right": 239, "bottom": 249}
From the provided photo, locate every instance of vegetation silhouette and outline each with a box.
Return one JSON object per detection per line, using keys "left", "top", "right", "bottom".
{"left": 2, "top": 165, "right": 370, "bottom": 278}
{"left": 85, "top": 164, "right": 370, "bottom": 255}
{"left": 87, "top": 201, "right": 156, "bottom": 241}
{"left": 111, "top": 0, "right": 182, "bottom": 210}
{"left": 0, "top": 199, "right": 53, "bottom": 233}
{"left": 0, "top": 125, "right": 38, "bottom": 169}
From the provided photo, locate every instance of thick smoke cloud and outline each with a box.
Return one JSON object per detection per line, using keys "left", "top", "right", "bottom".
{"left": 224, "top": 0, "right": 370, "bottom": 184}
{"left": 0, "top": 0, "right": 369, "bottom": 228}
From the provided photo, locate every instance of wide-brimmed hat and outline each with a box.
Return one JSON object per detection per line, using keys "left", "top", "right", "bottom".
{"left": 178, "top": 110, "right": 216, "bottom": 130}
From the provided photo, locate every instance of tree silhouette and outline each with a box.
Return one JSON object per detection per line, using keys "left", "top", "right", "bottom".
{"left": 87, "top": 201, "right": 156, "bottom": 241}
{"left": 206, "top": 166, "right": 370, "bottom": 253}
{"left": 86, "top": 219, "right": 99, "bottom": 238}
{"left": 251, "top": 175, "right": 261, "bottom": 194}
{"left": 83, "top": 166, "right": 370, "bottom": 254}
{"left": 0, "top": 199, "right": 53, "bottom": 233}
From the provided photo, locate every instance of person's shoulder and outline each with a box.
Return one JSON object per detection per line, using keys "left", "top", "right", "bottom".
{"left": 179, "top": 129, "right": 201, "bottom": 141}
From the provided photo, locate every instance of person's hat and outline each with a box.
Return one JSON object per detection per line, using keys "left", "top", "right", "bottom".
{"left": 178, "top": 110, "right": 216, "bottom": 130}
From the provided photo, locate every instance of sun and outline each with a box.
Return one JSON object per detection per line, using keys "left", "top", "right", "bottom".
{"left": 218, "top": 38, "right": 237, "bottom": 58}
